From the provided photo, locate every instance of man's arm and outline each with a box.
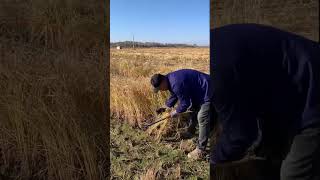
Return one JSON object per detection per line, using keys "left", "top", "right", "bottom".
{"left": 210, "top": 102, "right": 258, "bottom": 165}
{"left": 175, "top": 85, "right": 191, "bottom": 113}
{"left": 210, "top": 25, "right": 259, "bottom": 166}
{"left": 165, "top": 94, "right": 178, "bottom": 108}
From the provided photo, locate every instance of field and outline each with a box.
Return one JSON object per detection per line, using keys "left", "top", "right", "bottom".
{"left": 0, "top": 1, "right": 108, "bottom": 179}
{"left": 110, "top": 47, "right": 210, "bottom": 179}
{"left": 110, "top": 48, "right": 209, "bottom": 126}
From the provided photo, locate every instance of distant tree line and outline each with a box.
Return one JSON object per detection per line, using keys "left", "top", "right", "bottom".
{"left": 111, "top": 41, "right": 200, "bottom": 48}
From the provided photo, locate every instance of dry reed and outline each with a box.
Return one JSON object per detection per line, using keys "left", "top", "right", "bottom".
{"left": 0, "top": 1, "right": 107, "bottom": 179}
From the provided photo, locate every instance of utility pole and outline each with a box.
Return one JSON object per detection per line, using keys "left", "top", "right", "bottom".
{"left": 132, "top": 34, "right": 135, "bottom": 49}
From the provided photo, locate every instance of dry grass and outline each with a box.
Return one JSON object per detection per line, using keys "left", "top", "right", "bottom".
{"left": 140, "top": 167, "right": 158, "bottom": 180}
{"left": 0, "top": 0, "right": 105, "bottom": 51}
{"left": 110, "top": 47, "right": 209, "bottom": 127}
{"left": 145, "top": 111, "right": 195, "bottom": 142}
{"left": 0, "top": 1, "right": 107, "bottom": 179}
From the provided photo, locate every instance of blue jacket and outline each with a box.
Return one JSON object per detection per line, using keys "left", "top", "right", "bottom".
{"left": 210, "top": 24, "right": 320, "bottom": 164}
{"left": 165, "top": 69, "right": 212, "bottom": 113}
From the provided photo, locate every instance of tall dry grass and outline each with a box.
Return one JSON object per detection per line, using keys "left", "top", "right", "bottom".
{"left": 0, "top": 0, "right": 106, "bottom": 51}
{"left": 110, "top": 48, "right": 209, "bottom": 127}
{"left": 0, "top": 1, "right": 108, "bottom": 179}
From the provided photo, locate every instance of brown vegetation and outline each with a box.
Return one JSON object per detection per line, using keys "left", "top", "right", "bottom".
{"left": 0, "top": 1, "right": 107, "bottom": 179}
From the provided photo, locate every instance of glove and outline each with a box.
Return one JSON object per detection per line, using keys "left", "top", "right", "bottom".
{"left": 170, "top": 110, "right": 179, "bottom": 118}
{"left": 156, "top": 107, "right": 167, "bottom": 115}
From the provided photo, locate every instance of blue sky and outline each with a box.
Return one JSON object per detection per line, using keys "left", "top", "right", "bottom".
{"left": 110, "top": 0, "right": 209, "bottom": 46}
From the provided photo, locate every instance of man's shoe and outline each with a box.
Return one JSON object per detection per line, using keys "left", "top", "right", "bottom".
{"left": 187, "top": 147, "right": 206, "bottom": 160}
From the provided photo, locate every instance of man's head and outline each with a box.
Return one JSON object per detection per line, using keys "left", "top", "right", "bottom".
{"left": 150, "top": 74, "right": 169, "bottom": 93}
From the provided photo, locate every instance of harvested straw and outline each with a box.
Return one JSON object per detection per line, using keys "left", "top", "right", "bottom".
{"left": 145, "top": 111, "right": 192, "bottom": 142}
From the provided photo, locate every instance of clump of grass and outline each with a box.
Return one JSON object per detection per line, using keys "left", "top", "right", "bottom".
{"left": 180, "top": 139, "right": 197, "bottom": 153}
{"left": 140, "top": 167, "right": 158, "bottom": 180}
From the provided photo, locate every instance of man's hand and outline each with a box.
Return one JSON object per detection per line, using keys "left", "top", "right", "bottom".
{"left": 156, "top": 107, "right": 167, "bottom": 115}
{"left": 170, "top": 110, "right": 179, "bottom": 118}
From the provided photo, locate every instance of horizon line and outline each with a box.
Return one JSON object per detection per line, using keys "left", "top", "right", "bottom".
{"left": 110, "top": 40, "right": 209, "bottom": 46}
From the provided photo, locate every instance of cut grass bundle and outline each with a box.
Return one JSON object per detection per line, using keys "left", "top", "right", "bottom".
{"left": 146, "top": 112, "right": 174, "bottom": 141}
{"left": 145, "top": 111, "right": 194, "bottom": 142}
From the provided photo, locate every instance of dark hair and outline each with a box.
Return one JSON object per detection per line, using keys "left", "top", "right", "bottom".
{"left": 150, "top": 74, "right": 165, "bottom": 88}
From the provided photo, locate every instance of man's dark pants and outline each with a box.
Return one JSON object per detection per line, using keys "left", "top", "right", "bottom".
{"left": 280, "top": 124, "right": 320, "bottom": 180}
{"left": 187, "top": 101, "right": 212, "bottom": 151}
